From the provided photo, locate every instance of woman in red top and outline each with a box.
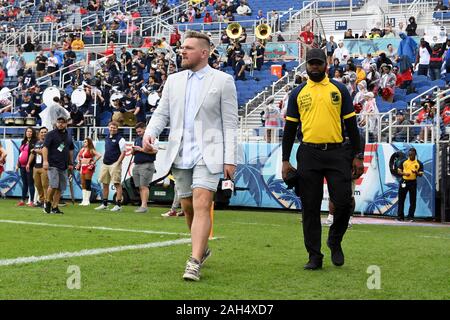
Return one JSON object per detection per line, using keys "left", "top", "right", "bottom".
{"left": 76, "top": 138, "right": 102, "bottom": 206}
{"left": 204, "top": 12, "right": 213, "bottom": 23}
{"left": 16, "top": 127, "right": 36, "bottom": 206}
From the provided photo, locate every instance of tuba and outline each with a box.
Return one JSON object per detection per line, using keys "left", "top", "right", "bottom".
{"left": 226, "top": 22, "right": 242, "bottom": 40}
{"left": 255, "top": 23, "right": 272, "bottom": 45}
{"left": 226, "top": 23, "right": 242, "bottom": 54}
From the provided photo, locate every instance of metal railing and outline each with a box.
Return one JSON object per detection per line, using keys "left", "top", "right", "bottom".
{"left": 407, "top": 0, "right": 436, "bottom": 16}
{"left": 242, "top": 61, "right": 304, "bottom": 142}
{"left": 409, "top": 85, "right": 439, "bottom": 120}
{"left": 138, "top": 2, "right": 189, "bottom": 38}
{"left": 302, "top": 0, "right": 369, "bottom": 15}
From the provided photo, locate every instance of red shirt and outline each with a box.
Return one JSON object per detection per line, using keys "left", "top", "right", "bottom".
{"left": 300, "top": 31, "right": 314, "bottom": 45}
{"left": 170, "top": 32, "right": 181, "bottom": 46}
{"left": 204, "top": 15, "right": 213, "bottom": 23}
{"left": 0, "top": 68, "right": 5, "bottom": 87}
{"left": 416, "top": 109, "right": 428, "bottom": 124}
{"left": 442, "top": 106, "right": 450, "bottom": 125}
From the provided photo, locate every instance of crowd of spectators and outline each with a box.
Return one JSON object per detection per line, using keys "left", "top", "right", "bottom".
{"left": 255, "top": 16, "right": 450, "bottom": 143}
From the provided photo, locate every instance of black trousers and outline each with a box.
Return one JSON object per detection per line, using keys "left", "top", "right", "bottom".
{"left": 20, "top": 167, "right": 35, "bottom": 202}
{"left": 296, "top": 144, "right": 353, "bottom": 262}
{"left": 397, "top": 180, "right": 417, "bottom": 219}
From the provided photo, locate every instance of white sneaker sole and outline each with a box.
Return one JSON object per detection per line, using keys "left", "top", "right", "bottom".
{"left": 183, "top": 273, "right": 200, "bottom": 281}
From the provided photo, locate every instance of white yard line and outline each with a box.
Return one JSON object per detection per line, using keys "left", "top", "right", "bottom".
{"left": 0, "top": 219, "right": 190, "bottom": 236}
{"left": 0, "top": 238, "right": 193, "bottom": 267}
{"left": 232, "top": 222, "right": 282, "bottom": 227}
{"left": 418, "top": 235, "right": 450, "bottom": 240}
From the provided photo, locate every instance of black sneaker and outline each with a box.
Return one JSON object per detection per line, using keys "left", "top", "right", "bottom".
{"left": 58, "top": 201, "right": 67, "bottom": 207}
{"left": 303, "top": 259, "right": 323, "bottom": 270}
{"left": 327, "top": 240, "right": 344, "bottom": 267}
{"left": 43, "top": 202, "right": 51, "bottom": 214}
{"left": 35, "top": 201, "right": 43, "bottom": 208}
{"left": 51, "top": 207, "right": 64, "bottom": 214}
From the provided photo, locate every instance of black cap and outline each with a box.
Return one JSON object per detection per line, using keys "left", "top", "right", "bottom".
{"left": 305, "top": 49, "right": 327, "bottom": 64}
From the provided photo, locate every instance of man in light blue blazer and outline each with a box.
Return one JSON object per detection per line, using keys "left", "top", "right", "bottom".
{"left": 144, "top": 31, "right": 238, "bottom": 281}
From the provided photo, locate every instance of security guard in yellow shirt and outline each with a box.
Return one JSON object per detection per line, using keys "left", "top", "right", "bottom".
{"left": 397, "top": 147, "right": 424, "bottom": 222}
{"left": 282, "top": 48, "right": 364, "bottom": 270}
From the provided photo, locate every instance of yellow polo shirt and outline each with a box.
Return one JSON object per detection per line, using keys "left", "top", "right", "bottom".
{"left": 286, "top": 77, "right": 356, "bottom": 143}
{"left": 400, "top": 158, "right": 424, "bottom": 181}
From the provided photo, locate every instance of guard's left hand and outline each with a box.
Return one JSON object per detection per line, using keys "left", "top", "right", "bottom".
{"left": 352, "top": 158, "right": 364, "bottom": 179}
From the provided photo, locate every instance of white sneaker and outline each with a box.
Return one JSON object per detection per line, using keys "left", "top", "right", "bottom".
{"left": 348, "top": 216, "right": 353, "bottom": 228}
{"left": 183, "top": 257, "right": 201, "bottom": 281}
{"left": 95, "top": 204, "right": 108, "bottom": 210}
{"left": 110, "top": 205, "right": 122, "bottom": 212}
{"left": 324, "top": 214, "right": 333, "bottom": 226}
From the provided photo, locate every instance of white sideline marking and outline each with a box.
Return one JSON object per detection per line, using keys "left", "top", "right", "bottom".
{"left": 0, "top": 238, "right": 193, "bottom": 267}
{"left": 0, "top": 219, "right": 190, "bottom": 236}
{"left": 418, "top": 235, "right": 450, "bottom": 240}
{"left": 232, "top": 222, "right": 282, "bottom": 227}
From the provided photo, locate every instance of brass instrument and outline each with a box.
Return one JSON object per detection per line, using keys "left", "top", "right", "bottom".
{"left": 226, "top": 22, "right": 243, "bottom": 40}
{"left": 112, "top": 111, "right": 136, "bottom": 127}
{"left": 255, "top": 23, "right": 272, "bottom": 46}
{"left": 225, "top": 23, "right": 243, "bottom": 55}
{"left": 252, "top": 24, "right": 272, "bottom": 70}
{"left": 123, "top": 112, "right": 137, "bottom": 127}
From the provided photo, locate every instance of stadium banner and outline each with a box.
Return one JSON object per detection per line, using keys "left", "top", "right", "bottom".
{"left": 0, "top": 140, "right": 435, "bottom": 217}
{"left": 217, "top": 41, "right": 299, "bottom": 61}
{"left": 343, "top": 37, "right": 421, "bottom": 57}
{"left": 21, "top": 51, "right": 87, "bottom": 67}
{"left": 228, "top": 142, "right": 435, "bottom": 218}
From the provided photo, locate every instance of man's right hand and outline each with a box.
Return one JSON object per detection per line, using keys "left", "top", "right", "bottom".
{"left": 43, "top": 161, "right": 49, "bottom": 170}
{"left": 282, "top": 161, "right": 296, "bottom": 181}
{"left": 143, "top": 135, "right": 156, "bottom": 153}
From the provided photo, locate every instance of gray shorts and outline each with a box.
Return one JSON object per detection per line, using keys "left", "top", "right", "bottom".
{"left": 48, "top": 167, "right": 67, "bottom": 191}
{"left": 171, "top": 164, "right": 221, "bottom": 199}
{"left": 132, "top": 162, "right": 155, "bottom": 187}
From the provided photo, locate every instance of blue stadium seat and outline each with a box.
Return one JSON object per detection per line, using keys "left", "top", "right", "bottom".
{"left": 431, "top": 79, "right": 446, "bottom": 89}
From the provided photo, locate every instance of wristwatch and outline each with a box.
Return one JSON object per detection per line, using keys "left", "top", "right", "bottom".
{"left": 355, "top": 153, "right": 364, "bottom": 160}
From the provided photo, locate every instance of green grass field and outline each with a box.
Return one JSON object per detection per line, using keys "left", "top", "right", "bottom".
{"left": 0, "top": 199, "right": 449, "bottom": 300}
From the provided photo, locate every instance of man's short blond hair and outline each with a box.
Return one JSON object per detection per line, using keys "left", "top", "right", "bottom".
{"left": 184, "top": 31, "right": 211, "bottom": 47}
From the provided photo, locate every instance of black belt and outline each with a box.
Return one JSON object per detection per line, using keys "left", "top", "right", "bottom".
{"left": 302, "top": 142, "right": 343, "bottom": 151}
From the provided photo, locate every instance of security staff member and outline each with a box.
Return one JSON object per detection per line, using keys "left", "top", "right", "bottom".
{"left": 282, "top": 48, "right": 364, "bottom": 270}
{"left": 397, "top": 147, "right": 424, "bottom": 222}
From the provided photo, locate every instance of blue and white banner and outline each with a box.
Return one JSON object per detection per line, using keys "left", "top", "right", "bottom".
{"left": 229, "top": 143, "right": 435, "bottom": 218}
{"left": 0, "top": 140, "right": 435, "bottom": 217}
{"left": 217, "top": 41, "right": 300, "bottom": 61}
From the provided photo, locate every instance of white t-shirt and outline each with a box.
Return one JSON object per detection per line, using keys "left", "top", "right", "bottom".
{"left": 48, "top": 56, "right": 58, "bottom": 68}
{"left": 419, "top": 46, "right": 430, "bottom": 65}
{"left": 236, "top": 5, "right": 251, "bottom": 15}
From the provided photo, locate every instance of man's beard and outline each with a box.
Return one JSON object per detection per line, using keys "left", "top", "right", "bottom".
{"left": 181, "top": 58, "right": 195, "bottom": 70}
{"left": 307, "top": 70, "right": 326, "bottom": 82}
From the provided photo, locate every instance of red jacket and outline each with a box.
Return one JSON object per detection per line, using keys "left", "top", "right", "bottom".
{"left": 300, "top": 31, "right": 314, "bottom": 45}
